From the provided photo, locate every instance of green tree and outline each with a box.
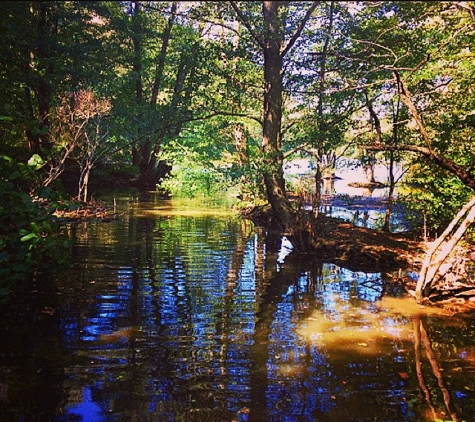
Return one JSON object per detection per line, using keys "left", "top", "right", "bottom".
{"left": 283, "top": 1, "right": 357, "bottom": 216}
{"left": 0, "top": 2, "right": 116, "bottom": 153}
{"left": 117, "top": 1, "right": 212, "bottom": 189}
{"left": 348, "top": 2, "right": 475, "bottom": 219}
{"left": 345, "top": 1, "right": 475, "bottom": 298}
{"left": 229, "top": 1, "right": 320, "bottom": 231}
{"left": 0, "top": 1, "right": 124, "bottom": 192}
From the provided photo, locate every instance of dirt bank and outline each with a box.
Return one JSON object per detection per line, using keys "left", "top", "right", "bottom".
{"left": 312, "top": 217, "right": 426, "bottom": 273}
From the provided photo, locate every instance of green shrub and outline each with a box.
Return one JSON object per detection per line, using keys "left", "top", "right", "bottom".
{"left": 159, "top": 149, "right": 228, "bottom": 199}
{"left": 0, "top": 155, "right": 73, "bottom": 301}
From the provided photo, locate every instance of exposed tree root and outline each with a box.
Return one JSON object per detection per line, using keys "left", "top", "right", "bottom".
{"left": 242, "top": 204, "right": 475, "bottom": 307}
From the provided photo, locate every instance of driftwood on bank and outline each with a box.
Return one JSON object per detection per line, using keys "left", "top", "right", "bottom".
{"left": 52, "top": 198, "right": 115, "bottom": 222}
{"left": 415, "top": 195, "right": 475, "bottom": 301}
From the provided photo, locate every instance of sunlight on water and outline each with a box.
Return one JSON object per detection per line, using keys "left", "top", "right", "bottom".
{"left": 129, "top": 196, "right": 238, "bottom": 218}
{"left": 298, "top": 295, "right": 452, "bottom": 357}
{"left": 2, "top": 193, "right": 475, "bottom": 422}
{"left": 133, "top": 207, "right": 237, "bottom": 217}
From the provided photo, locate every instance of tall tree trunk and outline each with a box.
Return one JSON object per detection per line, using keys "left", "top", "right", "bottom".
{"left": 382, "top": 150, "right": 395, "bottom": 232}
{"left": 26, "top": 2, "right": 55, "bottom": 154}
{"left": 363, "top": 91, "right": 381, "bottom": 184}
{"left": 261, "top": 1, "right": 295, "bottom": 229}
{"left": 150, "top": 2, "right": 177, "bottom": 106}
{"left": 138, "top": 139, "right": 155, "bottom": 189}
{"left": 131, "top": 1, "right": 146, "bottom": 185}
{"left": 136, "top": 3, "right": 193, "bottom": 190}
{"left": 134, "top": 1, "right": 177, "bottom": 190}
{"left": 314, "top": 164, "right": 322, "bottom": 218}
{"left": 230, "top": 0, "right": 319, "bottom": 232}
{"left": 383, "top": 99, "right": 401, "bottom": 232}
{"left": 313, "top": 1, "right": 334, "bottom": 218}
{"left": 138, "top": 46, "right": 192, "bottom": 189}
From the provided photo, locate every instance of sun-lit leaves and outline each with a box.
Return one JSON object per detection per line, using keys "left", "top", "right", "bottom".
{"left": 1, "top": 1, "right": 475, "bottom": 245}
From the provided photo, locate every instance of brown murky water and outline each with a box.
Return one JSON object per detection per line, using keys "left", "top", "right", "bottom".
{"left": 1, "top": 192, "right": 475, "bottom": 422}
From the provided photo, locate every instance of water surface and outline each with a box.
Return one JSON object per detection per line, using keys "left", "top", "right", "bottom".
{"left": 1, "top": 192, "right": 475, "bottom": 422}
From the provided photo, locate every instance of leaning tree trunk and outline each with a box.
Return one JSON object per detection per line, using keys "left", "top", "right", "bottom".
{"left": 415, "top": 195, "right": 475, "bottom": 301}
{"left": 78, "top": 163, "right": 92, "bottom": 203}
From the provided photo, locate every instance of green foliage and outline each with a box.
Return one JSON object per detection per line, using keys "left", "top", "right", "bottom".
{"left": 162, "top": 115, "right": 266, "bottom": 203}
{"left": 0, "top": 156, "right": 73, "bottom": 301}
{"left": 399, "top": 163, "right": 473, "bottom": 237}
{"left": 1, "top": 0, "right": 474, "bottom": 237}
{"left": 0, "top": 2, "right": 119, "bottom": 149}
{"left": 226, "top": 160, "right": 267, "bottom": 205}
{"left": 159, "top": 145, "right": 228, "bottom": 199}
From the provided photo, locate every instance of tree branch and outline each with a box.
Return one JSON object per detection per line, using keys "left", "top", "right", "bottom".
{"left": 366, "top": 143, "right": 475, "bottom": 190}
{"left": 394, "top": 70, "right": 434, "bottom": 155}
{"left": 415, "top": 195, "right": 475, "bottom": 300}
{"left": 364, "top": 90, "right": 382, "bottom": 143}
{"left": 229, "top": 1, "right": 266, "bottom": 49}
{"left": 283, "top": 141, "right": 311, "bottom": 159}
{"left": 281, "top": 1, "right": 321, "bottom": 57}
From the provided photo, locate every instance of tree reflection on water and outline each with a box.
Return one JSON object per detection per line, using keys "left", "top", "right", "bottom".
{"left": 1, "top": 194, "right": 475, "bottom": 422}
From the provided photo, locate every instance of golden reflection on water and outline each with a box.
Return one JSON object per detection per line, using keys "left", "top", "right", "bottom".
{"left": 98, "top": 326, "right": 142, "bottom": 343}
{"left": 297, "top": 295, "right": 452, "bottom": 356}
{"left": 131, "top": 197, "right": 238, "bottom": 218}
{"left": 134, "top": 208, "right": 237, "bottom": 218}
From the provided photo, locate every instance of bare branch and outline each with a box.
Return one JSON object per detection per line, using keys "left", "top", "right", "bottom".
{"left": 229, "top": 1, "right": 265, "bottom": 49}
{"left": 364, "top": 90, "right": 382, "bottom": 143}
{"left": 454, "top": 1, "right": 475, "bottom": 16}
{"left": 283, "top": 141, "right": 311, "bottom": 159}
{"left": 281, "top": 1, "right": 321, "bottom": 57}
{"left": 394, "top": 71, "right": 434, "bottom": 155}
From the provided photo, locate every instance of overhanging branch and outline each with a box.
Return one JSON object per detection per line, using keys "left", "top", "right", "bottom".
{"left": 367, "top": 143, "right": 475, "bottom": 190}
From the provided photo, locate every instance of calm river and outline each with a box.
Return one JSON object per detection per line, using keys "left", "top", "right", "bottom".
{"left": 1, "top": 192, "right": 475, "bottom": 422}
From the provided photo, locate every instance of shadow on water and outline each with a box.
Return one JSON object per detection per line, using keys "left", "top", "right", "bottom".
{"left": 1, "top": 192, "right": 475, "bottom": 421}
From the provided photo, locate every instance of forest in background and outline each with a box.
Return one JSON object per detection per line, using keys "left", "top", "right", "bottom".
{"left": 1, "top": 1, "right": 475, "bottom": 301}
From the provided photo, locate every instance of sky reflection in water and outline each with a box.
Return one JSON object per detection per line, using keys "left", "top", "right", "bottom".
{"left": 1, "top": 194, "right": 475, "bottom": 422}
